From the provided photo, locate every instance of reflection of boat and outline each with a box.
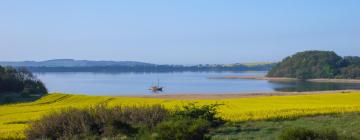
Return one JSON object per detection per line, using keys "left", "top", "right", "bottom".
{"left": 149, "top": 79, "right": 163, "bottom": 93}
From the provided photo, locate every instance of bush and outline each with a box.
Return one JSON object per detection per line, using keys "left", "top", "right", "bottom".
{"left": 149, "top": 103, "right": 223, "bottom": 140}
{"left": 26, "top": 108, "right": 93, "bottom": 139}
{"left": 153, "top": 118, "right": 211, "bottom": 140}
{"left": 116, "top": 104, "right": 170, "bottom": 128}
{"left": 26, "top": 104, "right": 169, "bottom": 140}
{"left": 174, "top": 103, "right": 224, "bottom": 126}
{"left": 279, "top": 127, "right": 339, "bottom": 140}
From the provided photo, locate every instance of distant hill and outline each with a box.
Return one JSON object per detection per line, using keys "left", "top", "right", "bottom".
{"left": 0, "top": 59, "right": 275, "bottom": 73}
{"left": 267, "top": 50, "right": 360, "bottom": 79}
{"left": 230, "top": 62, "right": 274, "bottom": 67}
{"left": 0, "top": 59, "right": 155, "bottom": 67}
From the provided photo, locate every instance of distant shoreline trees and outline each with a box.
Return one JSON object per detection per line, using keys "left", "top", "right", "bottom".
{"left": 267, "top": 51, "right": 360, "bottom": 79}
{"left": 23, "top": 64, "right": 274, "bottom": 73}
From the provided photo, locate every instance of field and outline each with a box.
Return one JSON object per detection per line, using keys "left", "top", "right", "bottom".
{"left": 1, "top": 92, "right": 360, "bottom": 139}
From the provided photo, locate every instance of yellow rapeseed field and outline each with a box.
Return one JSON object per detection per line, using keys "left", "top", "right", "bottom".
{"left": 1, "top": 92, "right": 360, "bottom": 139}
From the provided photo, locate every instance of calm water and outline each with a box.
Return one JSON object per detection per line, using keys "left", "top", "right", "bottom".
{"left": 34, "top": 72, "right": 360, "bottom": 95}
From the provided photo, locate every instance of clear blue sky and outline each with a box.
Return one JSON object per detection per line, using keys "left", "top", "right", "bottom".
{"left": 0, "top": 0, "right": 359, "bottom": 64}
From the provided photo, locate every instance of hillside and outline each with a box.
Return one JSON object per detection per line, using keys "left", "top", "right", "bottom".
{"left": 0, "top": 59, "right": 154, "bottom": 67}
{"left": 267, "top": 51, "right": 360, "bottom": 79}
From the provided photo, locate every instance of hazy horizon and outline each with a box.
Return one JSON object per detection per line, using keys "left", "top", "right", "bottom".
{"left": 0, "top": 58, "right": 275, "bottom": 65}
{"left": 1, "top": 0, "right": 359, "bottom": 64}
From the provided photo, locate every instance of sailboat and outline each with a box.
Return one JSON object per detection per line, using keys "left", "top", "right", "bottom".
{"left": 149, "top": 79, "right": 163, "bottom": 93}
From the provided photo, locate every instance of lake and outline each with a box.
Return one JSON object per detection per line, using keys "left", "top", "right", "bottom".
{"left": 35, "top": 71, "right": 360, "bottom": 95}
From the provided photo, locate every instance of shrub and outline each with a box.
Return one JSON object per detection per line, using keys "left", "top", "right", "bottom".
{"left": 149, "top": 103, "right": 223, "bottom": 140}
{"left": 153, "top": 118, "right": 211, "bottom": 140}
{"left": 117, "top": 104, "right": 170, "bottom": 128}
{"left": 26, "top": 108, "right": 92, "bottom": 139}
{"left": 279, "top": 127, "right": 339, "bottom": 140}
{"left": 25, "top": 104, "right": 169, "bottom": 139}
{"left": 174, "top": 103, "right": 224, "bottom": 126}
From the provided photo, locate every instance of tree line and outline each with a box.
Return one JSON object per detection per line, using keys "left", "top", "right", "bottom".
{"left": 25, "top": 64, "right": 274, "bottom": 73}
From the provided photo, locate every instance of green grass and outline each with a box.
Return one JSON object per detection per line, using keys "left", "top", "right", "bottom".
{"left": 210, "top": 113, "right": 360, "bottom": 140}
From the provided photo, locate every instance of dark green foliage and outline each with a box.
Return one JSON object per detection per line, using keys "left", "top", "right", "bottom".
{"left": 149, "top": 103, "right": 224, "bottom": 140}
{"left": 150, "top": 104, "right": 223, "bottom": 140}
{"left": 0, "top": 66, "right": 47, "bottom": 96}
{"left": 267, "top": 51, "right": 360, "bottom": 79}
{"left": 117, "top": 104, "right": 170, "bottom": 129}
{"left": 279, "top": 127, "right": 339, "bottom": 140}
{"left": 26, "top": 108, "right": 94, "bottom": 139}
{"left": 340, "top": 66, "right": 360, "bottom": 79}
{"left": 25, "top": 105, "right": 169, "bottom": 140}
{"left": 343, "top": 56, "right": 360, "bottom": 66}
{"left": 174, "top": 103, "right": 224, "bottom": 126}
{"left": 153, "top": 118, "right": 211, "bottom": 140}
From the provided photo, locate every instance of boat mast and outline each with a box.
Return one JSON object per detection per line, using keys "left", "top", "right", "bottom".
{"left": 157, "top": 78, "right": 160, "bottom": 87}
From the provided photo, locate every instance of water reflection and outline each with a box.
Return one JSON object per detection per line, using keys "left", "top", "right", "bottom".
{"left": 271, "top": 81, "right": 360, "bottom": 92}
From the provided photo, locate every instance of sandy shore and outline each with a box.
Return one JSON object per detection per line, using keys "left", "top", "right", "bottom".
{"left": 132, "top": 90, "right": 358, "bottom": 100}
{"left": 209, "top": 76, "right": 360, "bottom": 83}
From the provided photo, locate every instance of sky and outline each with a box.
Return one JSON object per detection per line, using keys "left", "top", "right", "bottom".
{"left": 0, "top": 0, "right": 359, "bottom": 64}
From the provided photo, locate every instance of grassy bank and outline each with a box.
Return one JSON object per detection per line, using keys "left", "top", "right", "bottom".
{"left": 2, "top": 92, "right": 360, "bottom": 139}
{"left": 211, "top": 112, "right": 360, "bottom": 139}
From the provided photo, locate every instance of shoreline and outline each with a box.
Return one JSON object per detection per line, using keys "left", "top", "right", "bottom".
{"left": 209, "top": 76, "right": 360, "bottom": 83}
{"left": 131, "top": 90, "right": 359, "bottom": 100}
